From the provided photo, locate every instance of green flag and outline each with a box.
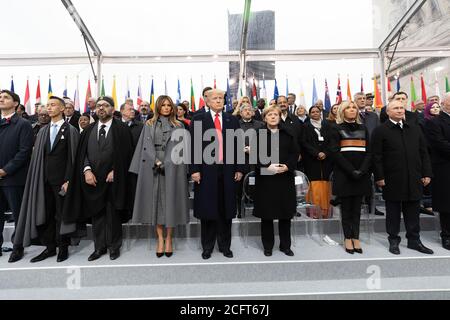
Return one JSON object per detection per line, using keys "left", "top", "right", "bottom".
{"left": 101, "top": 78, "right": 105, "bottom": 96}
{"left": 410, "top": 76, "right": 417, "bottom": 110}
{"left": 446, "top": 76, "right": 449, "bottom": 93}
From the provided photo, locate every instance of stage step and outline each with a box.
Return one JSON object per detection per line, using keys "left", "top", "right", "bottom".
{"left": 0, "top": 232, "right": 449, "bottom": 299}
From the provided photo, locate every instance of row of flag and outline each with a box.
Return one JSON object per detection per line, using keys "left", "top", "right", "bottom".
{"left": 7, "top": 73, "right": 450, "bottom": 115}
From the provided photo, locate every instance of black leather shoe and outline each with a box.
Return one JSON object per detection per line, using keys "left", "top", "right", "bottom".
{"left": 156, "top": 252, "right": 164, "bottom": 258}
{"left": 389, "top": 240, "right": 401, "bottom": 255}
{"left": 8, "top": 249, "right": 24, "bottom": 263}
{"left": 201, "top": 250, "right": 212, "bottom": 260}
{"left": 345, "top": 248, "right": 355, "bottom": 254}
{"left": 88, "top": 249, "right": 107, "bottom": 261}
{"left": 442, "top": 239, "right": 450, "bottom": 251}
{"left": 354, "top": 248, "right": 363, "bottom": 254}
{"left": 30, "top": 248, "right": 56, "bottom": 263}
{"left": 419, "top": 207, "right": 434, "bottom": 216}
{"left": 109, "top": 249, "right": 120, "bottom": 260}
{"left": 280, "top": 248, "right": 294, "bottom": 256}
{"left": 264, "top": 250, "right": 272, "bottom": 257}
{"left": 2, "top": 247, "right": 13, "bottom": 253}
{"left": 407, "top": 241, "right": 434, "bottom": 254}
{"left": 222, "top": 250, "right": 233, "bottom": 258}
{"left": 57, "top": 247, "right": 69, "bottom": 263}
{"left": 374, "top": 207, "right": 384, "bottom": 216}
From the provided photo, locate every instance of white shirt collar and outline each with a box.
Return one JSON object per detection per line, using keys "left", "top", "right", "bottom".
{"left": 1, "top": 112, "right": 15, "bottom": 120}
{"left": 51, "top": 119, "right": 65, "bottom": 127}
{"left": 389, "top": 118, "right": 403, "bottom": 127}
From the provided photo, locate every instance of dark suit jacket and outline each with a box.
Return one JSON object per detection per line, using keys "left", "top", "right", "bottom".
{"left": 44, "top": 122, "right": 75, "bottom": 186}
{"left": 65, "top": 114, "right": 80, "bottom": 131}
{"left": 189, "top": 110, "right": 245, "bottom": 220}
{"left": 253, "top": 109, "right": 264, "bottom": 121}
{"left": 280, "top": 113, "right": 303, "bottom": 154}
{"left": 360, "top": 111, "right": 379, "bottom": 137}
{"left": 0, "top": 114, "right": 33, "bottom": 186}
{"left": 128, "top": 119, "right": 144, "bottom": 149}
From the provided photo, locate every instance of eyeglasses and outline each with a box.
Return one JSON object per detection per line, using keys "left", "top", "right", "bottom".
{"left": 96, "top": 103, "right": 111, "bottom": 109}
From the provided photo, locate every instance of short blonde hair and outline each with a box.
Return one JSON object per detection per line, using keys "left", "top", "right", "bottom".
{"left": 262, "top": 105, "right": 281, "bottom": 119}
{"left": 336, "top": 100, "right": 362, "bottom": 124}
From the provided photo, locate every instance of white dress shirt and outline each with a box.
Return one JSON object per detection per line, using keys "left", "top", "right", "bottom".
{"left": 389, "top": 118, "right": 403, "bottom": 129}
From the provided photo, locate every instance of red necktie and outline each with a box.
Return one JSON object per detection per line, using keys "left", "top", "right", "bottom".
{"left": 214, "top": 113, "right": 223, "bottom": 163}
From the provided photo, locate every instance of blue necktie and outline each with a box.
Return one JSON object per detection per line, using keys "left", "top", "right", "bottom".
{"left": 50, "top": 124, "right": 58, "bottom": 149}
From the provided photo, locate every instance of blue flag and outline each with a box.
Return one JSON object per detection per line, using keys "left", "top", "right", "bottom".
{"left": 10, "top": 77, "right": 14, "bottom": 93}
{"left": 312, "top": 78, "right": 318, "bottom": 105}
{"left": 226, "top": 78, "right": 233, "bottom": 112}
{"left": 396, "top": 77, "right": 401, "bottom": 92}
{"left": 324, "top": 79, "right": 331, "bottom": 111}
{"left": 273, "top": 79, "right": 279, "bottom": 100}
{"left": 176, "top": 79, "right": 181, "bottom": 104}
{"left": 286, "top": 77, "right": 289, "bottom": 97}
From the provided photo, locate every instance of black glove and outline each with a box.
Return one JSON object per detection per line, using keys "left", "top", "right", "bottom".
{"left": 158, "top": 163, "right": 165, "bottom": 176}
{"left": 351, "top": 170, "right": 363, "bottom": 180}
{"left": 152, "top": 165, "right": 159, "bottom": 176}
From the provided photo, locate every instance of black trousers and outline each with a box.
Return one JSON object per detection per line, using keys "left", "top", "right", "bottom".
{"left": 236, "top": 179, "right": 244, "bottom": 216}
{"left": 385, "top": 200, "right": 420, "bottom": 243}
{"left": 261, "top": 219, "right": 291, "bottom": 251}
{"left": 36, "top": 184, "right": 70, "bottom": 251}
{"left": 0, "top": 186, "right": 24, "bottom": 249}
{"left": 200, "top": 173, "right": 232, "bottom": 253}
{"left": 439, "top": 212, "right": 450, "bottom": 241}
{"left": 340, "top": 196, "right": 363, "bottom": 239}
{"left": 91, "top": 201, "right": 122, "bottom": 251}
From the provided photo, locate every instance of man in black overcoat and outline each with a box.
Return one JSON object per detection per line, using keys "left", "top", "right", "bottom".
{"left": 63, "top": 96, "right": 134, "bottom": 261}
{"left": 189, "top": 89, "right": 244, "bottom": 260}
{"left": 424, "top": 93, "right": 450, "bottom": 250}
{"left": 372, "top": 100, "right": 433, "bottom": 255}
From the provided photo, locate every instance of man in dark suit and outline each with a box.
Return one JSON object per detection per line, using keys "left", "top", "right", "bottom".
{"left": 277, "top": 95, "right": 303, "bottom": 160}
{"left": 287, "top": 93, "right": 297, "bottom": 115}
{"left": 120, "top": 102, "right": 143, "bottom": 149}
{"left": 424, "top": 93, "right": 450, "bottom": 250}
{"left": 253, "top": 98, "right": 266, "bottom": 121}
{"left": 12, "top": 96, "right": 80, "bottom": 263}
{"left": 83, "top": 97, "right": 99, "bottom": 123}
{"left": 380, "top": 92, "right": 418, "bottom": 125}
{"left": 189, "top": 89, "right": 244, "bottom": 260}
{"left": 63, "top": 96, "right": 134, "bottom": 261}
{"left": 0, "top": 90, "right": 33, "bottom": 261}
{"left": 193, "top": 87, "right": 212, "bottom": 116}
{"left": 372, "top": 100, "right": 433, "bottom": 255}
{"left": 315, "top": 99, "right": 329, "bottom": 120}
{"left": 64, "top": 99, "right": 80, "bottom": 131}
{"left": 354, "top": 92, "right": 379, "bottom": 137}
{"left": 137, "top": 100, "right": 153, "bottom": 123}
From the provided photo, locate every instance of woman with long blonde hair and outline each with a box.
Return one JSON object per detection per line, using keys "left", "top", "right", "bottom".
{"left": 130, "top": 95, "right": 189, "bottom": 258}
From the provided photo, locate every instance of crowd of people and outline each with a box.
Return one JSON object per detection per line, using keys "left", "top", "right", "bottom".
{"left": 1, "top": 85, "right": 449, "bottom": 263}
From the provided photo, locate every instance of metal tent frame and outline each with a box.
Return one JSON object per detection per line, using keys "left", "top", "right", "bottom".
{"left": 0, "top": 0, "right": 448, "bottom": 103}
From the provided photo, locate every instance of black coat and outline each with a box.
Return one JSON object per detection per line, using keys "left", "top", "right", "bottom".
{"left": 63, "top": 119, "right": 134, "bottom": 223}
{"left": 360, "top": 111, "right": 379, "bottom": 137}
{"left": 329, "top": 122, "right": 372, "bottom": 197}
{"left": 189, "top": 111, "right": 245, "bottom": 220}
{"left": 253, "top": 109, "right": 264, "bottom": 122}
{"left": 253, "top": 125, "right": 300, "bottom": 220}
{"left": 301, "top": 122, "right": 333, "bottom": 181}
{"left": 371, "top": 120, "right": 432, "bottom": 201}
{"left": 424, "top": 112, "right": 450, "bottom": 212}
{"left": 0, "top": 114, "right": 33, "bottom": 187}
{"left": 281, "top": 113, "right": 303, "bottom": 154}
{"left": 128, "top": 119, "right": 144, "bottom": 149}
{"left": 65, "top": 114, "right": 80, "bottom": 131}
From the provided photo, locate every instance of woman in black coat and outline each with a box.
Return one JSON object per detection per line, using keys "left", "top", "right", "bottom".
{"left": 329, "top": 101, "right": 372, "bottom": 254}
{"left": 301, "top": 106, "right": 333, "bottom": 216}
{"left": 253, "top": 105, "right": 300, "bottom": 257}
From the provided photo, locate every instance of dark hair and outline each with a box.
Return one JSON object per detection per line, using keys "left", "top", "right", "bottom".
{"left": 48, "top": 96, "right": 66, "bottom": 107}
{"left": 120, "top": 103, "right": 127, "bottom": 111}
{"left": 393, "top": 91, "right": 408, "bottom": 99}
{"left": 0, "top": 90, "right": 20, "bottom": 104}
{"left": 202, "top": 86, "right": 213, "bottom": 97}
{"left": 308, "top": 105, "right": 321, "bottom": 115}
{"left": 276, "top": 95, "right": 287, "bottom": 102}
{"left": 177, "top": 103, "right": 188, "bottom": 113}
{"left": 16, "top": 104, "right": 26, "bottom": 112}
{"left": 288, "top": 93, "right": 296, "bottom": 99}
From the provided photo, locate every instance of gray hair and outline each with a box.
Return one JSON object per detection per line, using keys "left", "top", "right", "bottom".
{"left": 239, "top": 102, "right": 253, "bottom": 113}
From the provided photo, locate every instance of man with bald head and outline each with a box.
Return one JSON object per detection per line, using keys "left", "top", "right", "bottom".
{"left": 424, "top": 93, "right": 450, "bottom": 250}
{"left": 372, "top": 100, "right": 433, "bottom": 255}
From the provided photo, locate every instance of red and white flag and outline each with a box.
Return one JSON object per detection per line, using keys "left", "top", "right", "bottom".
{"left": 24, "top": 79, "right": 31, "bottom": 114}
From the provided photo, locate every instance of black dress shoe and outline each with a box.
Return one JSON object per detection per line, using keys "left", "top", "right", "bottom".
{"left": 30, "top": 248, "right": 56, "bottom": 263}
{"left": 264, "top": 250, "right": 272, "bottom": 257}
{"left": 353, "top": 248, "right": 363, "bottom": 254}
{"left": 280, "top": 248, "right": 294, "bottom": 256}
{"left": 88, "top": 249, "right": 107, "bottom": 261}
{"left": 374, "top": 207, "right": 384, "bottom": 216}
{"left": 419, "top": 207, "right": 434, "bottom": 216}
{"left": 201, "top": 250, "right": 212, "bottom": 260}
{"left": 156, "top": 252, "right": 164, "bottom": 258}
{"left": 222, "top": 250, "right": 233, "bottom": 258}
{"left": 407, "top": 241, "right": 434, "bottom": 254}
{"left": 109, "top": 249, "right": 120, "bottom": 260}
{"left": 389, "top": 241, "right": 401, "bottom": 255}
{"left": 57, "top": 247, "right": 69, "bottom": 263}
{"left": 8, "top": 249, "right": 24, "bottom": 263}
{"left": 442, "top": 239, "right": 450, "bottom": 251}
{"left": 2, "top": 247, "right": 13, "bottom": 253}
{"left": 165, "top": 252, "right": 173, "bottom": 257}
